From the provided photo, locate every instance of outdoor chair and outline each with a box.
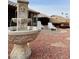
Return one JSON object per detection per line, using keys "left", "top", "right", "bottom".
{"left": 37, "top": 21, "right": 44, "bottom": 30}
{"left": 48, "top": 22, "right": 57, "bottom": 30}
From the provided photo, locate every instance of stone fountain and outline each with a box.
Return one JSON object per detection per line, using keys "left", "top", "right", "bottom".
{"left": 8, "top": 0, "right": 40, "bottom": 59}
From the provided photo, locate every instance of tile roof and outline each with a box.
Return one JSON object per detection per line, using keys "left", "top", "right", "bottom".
{"left": 34, "top": 13, "right": 50, "bottom": 18}
{"left": 8, "top": 1, "right": 17, "bottom": 7}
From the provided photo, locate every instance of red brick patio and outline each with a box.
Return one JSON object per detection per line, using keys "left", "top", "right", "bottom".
{"left": 9, "top": 29, "right": 70, "bottom": 59}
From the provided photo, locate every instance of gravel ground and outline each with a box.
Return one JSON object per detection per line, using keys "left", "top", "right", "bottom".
{"left": 8, "top": 28, "right": 70, "bottom": 59}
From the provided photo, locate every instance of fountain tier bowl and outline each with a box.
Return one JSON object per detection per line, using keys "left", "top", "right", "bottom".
{"left": 8, "top": 26, "right": 40, "bottom": 59}
{"left": 8, "top": 26, "right": 40, "bottom": 44}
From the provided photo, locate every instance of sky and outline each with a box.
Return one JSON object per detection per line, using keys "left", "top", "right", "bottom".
{"left": 10, "top": 0, "right": 70, "bottom": 18}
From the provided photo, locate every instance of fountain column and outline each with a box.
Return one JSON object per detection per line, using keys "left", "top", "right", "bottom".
{"left": 17, "top": 0, "right": 29, "bottom": 18}
{"left": 17, "top": 0, "right": 29, "bottom": 30}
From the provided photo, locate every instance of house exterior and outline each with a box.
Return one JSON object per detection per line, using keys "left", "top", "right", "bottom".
{"left": 8, "top": 1, "right": 52, "bottom": 27}
{"left": 34, "top": 13, "right": 51, "bottom": 25}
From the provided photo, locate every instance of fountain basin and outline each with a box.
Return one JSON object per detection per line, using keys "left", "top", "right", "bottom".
{"left": 8, "top": 26, "right": 40, "bottom": 59}
{"left": 8, "top": 26, "right": 40, "bottom": 44}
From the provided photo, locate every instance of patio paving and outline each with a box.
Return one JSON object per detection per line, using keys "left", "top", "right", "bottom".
{"left": 8, "top": 28, "right": 70, "bottom": 59}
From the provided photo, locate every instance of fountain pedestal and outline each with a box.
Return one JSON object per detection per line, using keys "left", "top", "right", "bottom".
{"left": 10, "top": 44, "right": 31, "bottom": 59}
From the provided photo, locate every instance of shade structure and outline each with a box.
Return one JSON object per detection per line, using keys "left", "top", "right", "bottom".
{"left": 50, "top": 15, "right": 70, "bottom": 24}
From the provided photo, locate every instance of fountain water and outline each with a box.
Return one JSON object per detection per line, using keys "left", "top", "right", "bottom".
{"left": 8, "top": 0, "right": 40, "bottom": 59}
